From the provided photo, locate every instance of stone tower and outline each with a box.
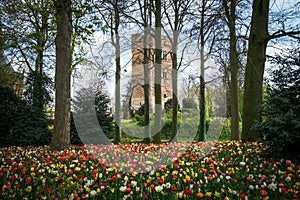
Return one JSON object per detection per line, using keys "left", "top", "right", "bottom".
{"left": 131, "top": 34, "right": 173, "bottom": 113}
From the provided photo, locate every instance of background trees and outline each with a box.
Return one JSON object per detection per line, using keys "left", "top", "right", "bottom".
{"left": 242, "top": 0, "right": 300, "bottom": 141}
{"left": 129, "top": 0, "right": 153, "bottom": 143}
{"left": 241, "top": 0, "right": 270, "bottom": 141}
{"left": 0, "top": 87, "right": 51, "bottom": 147}
{"left": 71, "top": 84, "right": 113, "bottom": 145}
{"left": 189, "top": 0, "right": 221, "bottom": 141}
{"left": 0, "top": 0, "right": 53, "bottom": 147}
{"left": 94, "top": 0, "right": 122, "bottom": 143}
{"left": 162, "top": 0, "right": 192, "bottom": 142}
{"left": 0, "top": 0, "right": 299, "bottom": 148}
{"left": 1, "top": 0, "right": 55, "bottom": 114}
{"left": 152, "top": 0, "right": 163, "bottom": 143}
{"left": 222, "top": 0, "right": 240, "bottom": 140}
{"left": 256, "top": 47, "right": 300, "bottom": 161}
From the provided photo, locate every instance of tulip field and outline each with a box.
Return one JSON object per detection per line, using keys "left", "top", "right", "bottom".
{"left": 0, "top": 141, "right": 299, "bottom": 199}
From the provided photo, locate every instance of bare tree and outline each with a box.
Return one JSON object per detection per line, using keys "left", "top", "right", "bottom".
{"left": 141, "top": 1, "right": 152, "bottom": 143}
{"left": 162, "top": 0, "right": 192, "bottom": 142}
{"left": 222, "top": 0, "right": 239, "bottom": 140}
{"left": 93, "top": 0, "right": 124, "bottom": 143}
{"left": 191, "top": 0, "right": 220, "bottom": 141}
{"left": 180, "top": 75, "right": 198, "bottom": 101}
{"left": 120, "top": 0, "right": 153, "bottom": 143}
{"left": 152, "top": 0, "right": 162, "bottom": 143}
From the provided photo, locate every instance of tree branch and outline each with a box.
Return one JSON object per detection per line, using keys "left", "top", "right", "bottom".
{"left": 268, "top": 30, "right": 300, "bottom": 41}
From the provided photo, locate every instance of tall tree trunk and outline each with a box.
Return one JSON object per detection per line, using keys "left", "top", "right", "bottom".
{"left": 143, "top": 30, "right": 151, "bottom": 143}
{"left": 163, "top": 0, "right": 190, "bottom": 142}
{"left": 153, "top": 0, "right": 162, "bottom": 143}
{"left": 114, "top": 40, "right": 121, "bottom": 143}
{"left": 113, "top": 4, "right": 121, "bottom": 143}
{"left": 198, "top": 3, "right": 205, "bottom": 141}
{"left": 171, "top": 31, "right": 178, "bottom": 142}
{"left": 224, "top": 0, "right": 239, "bottom": 140}
{"left": 33, "top": 51, "right": 43, "bottom": 112}
{"left": 199, "top": 68, "right": 205, "bottom": 141}
{"left": 230, "top": 44, "right": 239, "bottom": 140}
{"left": 33, "top": 0, "right": 48, "bottom": 114}
{"left": 242, "top": 0, "right": 269, "bottom": 141}
{"left": 225, "top": 67, "right": 231, "bottom": 118}
{"left": 50, "top": 0, "right": 72, "bottom": 150}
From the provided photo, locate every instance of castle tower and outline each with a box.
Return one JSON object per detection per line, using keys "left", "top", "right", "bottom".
{"left": 131, "top": 34, "right": 173, "bottom": 113}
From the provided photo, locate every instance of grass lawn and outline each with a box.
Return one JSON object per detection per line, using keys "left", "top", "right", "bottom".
{"left": 0, "top": 141, "right": 299, "bottom": 199}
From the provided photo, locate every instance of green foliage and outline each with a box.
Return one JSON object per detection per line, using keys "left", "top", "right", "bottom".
{"left": 194, "top": 117, "right": 212, "bottom": 141}
{"left": 24, "top": 71, "right": 53, "bottom": 110}
{"left": 70, "top": 113, "right": 83, "bottom": 146}
{"left": 135, "top": 104, "right": 145, "bottom": 116}
{"left": 71, "top": 86, "right": 114, "bottom": 144}
{"left": 164, "top": 99, "right": 173, "bottom": 113}
{"left": 161, "top": 119, "right": 172, "bottom": 138}
{"left": 219, "top": 119, "right": 231, "bottom": 141}
{"left": 164, "top": 98, "right": 181, "bottom": 119}
{"left": 0, "top": 64, "right": 23, "bottom": 90}
{"left": 2, "top": 0, "right": 56, "bottom": 67}
{"left": 0, "top": 87, "right": 51, "bottom": 147}
{"left": 182, "top": 98, "right": 198, "bottom": 109}
{"left": 218, "top": 119, "right": 242, "bottom": 141}
{"left": 132, "top": 114, "right": 145, "bottom": 126}
{"left": 0, "top": 87, "right": 21, "bottom": 138}
{"left": 131, "top": 104, "right": 148, "bottom": 126}
{"left": 256, "top": 48, "right": 300, "bottom": 161}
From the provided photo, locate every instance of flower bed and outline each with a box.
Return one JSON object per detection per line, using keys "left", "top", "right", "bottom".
{"left": 0, "top": 141, "right": 299, "bottom": 199}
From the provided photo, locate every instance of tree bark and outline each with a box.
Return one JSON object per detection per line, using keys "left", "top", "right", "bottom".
{"left": 242, "top": 0, "right": 269, "bottom": 141}
{"left": 223, "top": 0, "right": 239, "bottom": 140}
{"left": 50, "top": 0, "right": 72, "bottom": 150}
{"left": 114, "top": 45, "right": 121, "bottom": 143}
{"left": 33, "top": 2, "right": 48, "bottom": 114}
{"left": 153, "top": 0, "right": 162, "bottom": 143}
{"left": 198, "top": 1, "right": 205, "bottom": 141}
{"left": 171, "top": 32, "right": 178, "bottom": 142}
{"left": 113, "top": 3, "right": 121, "bottom": 143}
{"left": 139, "top": 0, "right": 151, "bottom": 143}
{"left": 199, "top": 73, "right": 205, "bottom": 141}
{"left": 224, "top": 67, "right": 231, "bottom": 118}
{"left": 31, "top": 0, "right": 49, "bottom": 114}
{"left": 143, "top": 30, "right": 151, "bottom": 143}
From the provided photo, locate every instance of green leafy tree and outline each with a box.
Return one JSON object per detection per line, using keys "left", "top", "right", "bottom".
{"left": 256, "top": 48, "right": 300, "bottom": 160}
{"left": 23, "top": 71, "right": 53, "bottom": 110}
{"left": 1, "top": 0, "right": 56, "bottom": 114}
{"left": 0, "top": 87, "right": 51, "bottom": 147}
{"left": 164, "top": 99, "right": 180, "bottom": 117}
{"left": 162, "top": 0, "right": 192, "bottom": 142}
{"left": 242, "top": 0, "right": 300, "bottom": 141}
{"left": 135, "top": 104, "right": 145, "bottom": 117}
{"left": 0, "top": 87, "right": 21, "bottom": 139}
{"left": 72, "top": 86, "right": 114, "bottom": 144}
